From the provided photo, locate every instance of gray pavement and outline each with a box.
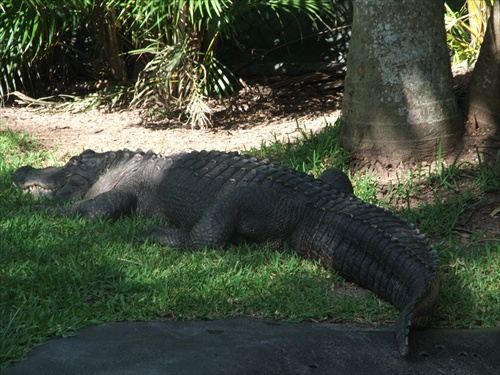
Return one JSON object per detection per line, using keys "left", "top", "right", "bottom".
{"left": 3, "top": 318, "right": 499, "bottom": 375}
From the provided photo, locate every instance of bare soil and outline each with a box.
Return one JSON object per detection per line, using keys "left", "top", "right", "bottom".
{"left": 0, "top": 106, "right": 339, "bottom": 158}
{"left": 1, "top": 77, "right": 498, "bottom": 240}
{"left": 0, "top": 79, "right": 343, "bottom": 159}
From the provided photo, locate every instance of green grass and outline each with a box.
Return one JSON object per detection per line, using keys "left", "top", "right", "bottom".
{"left": 1, "top": 125, "right": 499, "bottom": 367}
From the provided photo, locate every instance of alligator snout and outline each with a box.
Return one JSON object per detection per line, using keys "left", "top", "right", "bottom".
{"left": 11, "top": 165, "right": 36, "bottom": 188}
{"left": 11, "top": 165, "right": 65, "bottom": 199}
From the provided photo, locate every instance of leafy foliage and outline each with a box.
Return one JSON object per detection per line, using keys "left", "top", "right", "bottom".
{"left": 445, "top": 0, "right": 494, "bottom": 65}
{"left": 1, "top": 0, "right": 341, "bottom": 128}
{"left": 117, "top": 0, "right": 339, "bottom": 128}
{"left": 0, "top": 1, "right": 76, "bottom": 97}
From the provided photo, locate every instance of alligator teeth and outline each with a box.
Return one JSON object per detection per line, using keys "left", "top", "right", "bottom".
{"left": 26, "top": 186, "right": 56, "bottom": 193}
{"left": 18, "top": 184, "right": 61, "bottom": 195}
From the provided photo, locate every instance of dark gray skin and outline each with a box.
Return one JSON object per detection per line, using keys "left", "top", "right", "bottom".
{"left": 12, "top": 149, "right": 439, "bottom": 356}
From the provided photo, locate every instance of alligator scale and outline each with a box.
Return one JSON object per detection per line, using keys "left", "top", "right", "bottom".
{"left": 12, "top": 149, "right": 440, "bottom": 356}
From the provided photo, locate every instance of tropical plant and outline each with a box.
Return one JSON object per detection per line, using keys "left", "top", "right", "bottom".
{"left": 1, "top": 0, "right": 342, "bottom": 128}
{"left": 0, "top": 0, "right": 128, "bottom": 102}
{"left": 0, "top": 1, "right": 77, "bottom": 99}
{"left": 445, "top": 0, "right": 494, "bottom": 66}
{"left": 114, "top": 0, "right": 339, "bottom": 128}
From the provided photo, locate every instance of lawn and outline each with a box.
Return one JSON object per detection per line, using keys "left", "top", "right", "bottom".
{"left": 1, "top": 126, "right": 498, "bottom": 368}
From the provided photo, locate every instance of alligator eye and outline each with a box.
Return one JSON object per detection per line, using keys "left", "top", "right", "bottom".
{"left": 68, "top": 156, "right": 83, "bottom": 166}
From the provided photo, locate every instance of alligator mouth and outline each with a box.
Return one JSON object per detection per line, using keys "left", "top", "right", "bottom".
{"left": 13, "top": 182, "right": 62, "bottom": 196}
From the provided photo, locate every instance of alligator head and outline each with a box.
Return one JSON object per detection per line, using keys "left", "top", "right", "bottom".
{"left": 12, "top": 149, "right": 108, "bottom": 202}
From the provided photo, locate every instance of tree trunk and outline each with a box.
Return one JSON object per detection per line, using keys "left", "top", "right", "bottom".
{"left": 466, "top": 0, "right": 500, "bottom": 133}
{"left": 340, "top": 0, "right": 463, "bottom": 162}
{"left": 101, "top": 6, "right": 127, "bottom": 82}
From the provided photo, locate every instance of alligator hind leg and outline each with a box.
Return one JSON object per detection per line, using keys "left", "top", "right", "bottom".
{"left": 145, "top": 187, "right": 304, "bottom": 250}
{"left": 319, "top": 168, "right": 353, "bottom": 194}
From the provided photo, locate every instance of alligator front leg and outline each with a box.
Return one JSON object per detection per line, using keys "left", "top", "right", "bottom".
{"left": 37, "top": 189, "right": 138, "bottom": 221}
{"left": 145, "top": 187, "right": 304, "bottom": 249}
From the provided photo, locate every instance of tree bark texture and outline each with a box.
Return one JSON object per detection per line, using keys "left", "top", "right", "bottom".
{"left": 340, "top": 0, "right": 463, "bottom": 162}
{"left": 466, "top": 0, "right": 500, "bottom": 133}
{"left": 89, "top": 4, "right": 127, "bottom": 82}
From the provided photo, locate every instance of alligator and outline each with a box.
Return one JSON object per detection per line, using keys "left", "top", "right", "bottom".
{"left": 12, "top": 149, "right": 439, "bottom": 356}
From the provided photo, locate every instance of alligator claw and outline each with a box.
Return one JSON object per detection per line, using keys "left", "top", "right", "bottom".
{"left": 143, "top": 226, "right": 190, "bottom": 248}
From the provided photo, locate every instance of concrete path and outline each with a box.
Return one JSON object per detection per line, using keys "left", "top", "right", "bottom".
{"left": 3, "top": 318, "right": 499, "bottom": 375}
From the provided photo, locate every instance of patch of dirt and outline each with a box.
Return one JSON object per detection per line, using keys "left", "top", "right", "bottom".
{"left": 0, "top": 106, "right": 339, "bottom": 158}
{"left": 0, "top": 77, "right": 343, "bottom": 159}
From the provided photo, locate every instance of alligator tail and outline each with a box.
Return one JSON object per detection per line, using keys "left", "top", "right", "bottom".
{"left": 295, "top": 194, "right": 440, "bottom": 356}
{"left": 396, "top": 272, "right": 440, "bottom": 355}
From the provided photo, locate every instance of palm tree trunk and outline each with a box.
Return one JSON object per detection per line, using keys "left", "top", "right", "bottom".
{"left": 466, "top": 0, "right": 500, "bottom": 133}
{"left": 340, "top": 0, "right": 463, "bottom": 162}
{"left": 101, "top": 6, "right": 127, "bottom": 81}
